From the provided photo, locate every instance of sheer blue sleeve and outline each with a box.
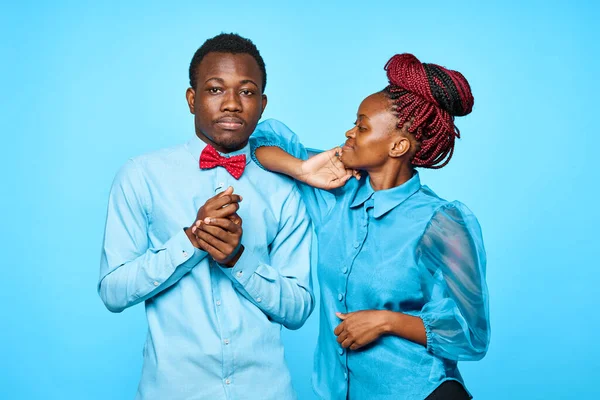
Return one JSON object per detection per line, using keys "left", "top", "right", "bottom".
{"left": 250, "top": 118, "right": 337, "bottom": 227}
{"left": 416, "top": 201, "right": 490, "bottom": 361}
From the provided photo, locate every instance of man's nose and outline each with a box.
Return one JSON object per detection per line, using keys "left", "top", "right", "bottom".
{"left": 221, "top": 90, "right": 242, "bottom": 112}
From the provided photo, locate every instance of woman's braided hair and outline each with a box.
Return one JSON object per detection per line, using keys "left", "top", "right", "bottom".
{"left": 384, "top": 53, "right": 474, "bottom": 169}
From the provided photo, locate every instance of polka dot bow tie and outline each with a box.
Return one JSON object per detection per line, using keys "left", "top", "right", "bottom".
{"left": 199, "top": 144, "right": 246, "bottom": 179}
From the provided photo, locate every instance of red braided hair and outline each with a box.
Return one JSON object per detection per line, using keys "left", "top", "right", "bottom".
{"left": 384, "top": 54, "right": 474, "bottom": 169}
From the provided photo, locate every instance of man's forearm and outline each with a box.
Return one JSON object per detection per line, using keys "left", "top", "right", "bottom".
{"left": 99, "top": 229, "right": 206, "bottom": 312}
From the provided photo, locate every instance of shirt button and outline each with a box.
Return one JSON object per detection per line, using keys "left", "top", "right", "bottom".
{"left": 338, "top": 348, "right": 344, "bottom": 355}
{"left": 153, "top": 281, "right": 159, "bottom": 287}
{"left": 236, "top": 271, "right": 243, "bottom": 278}
{"left": 182, "top": 250, "right": 188, "bottom": 258}
{"left": 341, "top": 267, "right": 348, "bottom": 274}
{"left": 353, "top": 241, "right": 360, "bottom": 249}
{"left": 225, "top": 379, "right": 231, "bottom": 385}
{"left": 338, "top": 293, "right": 344, "bottom": 301}
{"left": 224, "top": 339, "right": 230, "bottom": 345}
{"left": 216, "top": 300, "right": 221, "bottom": 306}
{"left": 256, "top": 297, "right": 262, "bottom": 303}
{"left": 344, "top": 372, "right": 348, "bottom": 380}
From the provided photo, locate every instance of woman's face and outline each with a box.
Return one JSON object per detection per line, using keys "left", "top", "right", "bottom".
{"left": 340, "top": 92, "right": 401, "bottom": 170}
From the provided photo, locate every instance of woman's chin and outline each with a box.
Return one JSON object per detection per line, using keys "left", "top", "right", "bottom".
{"left": 340, "top": 154, "right": 354, "bottom": 168}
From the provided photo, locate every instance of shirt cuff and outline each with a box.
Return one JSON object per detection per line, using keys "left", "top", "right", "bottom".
{"left": 167, "top": 228, "right": 207, "bottom": 270}
{"left": 419, "top": 314, "right": 435, "bottom": 353}
{"left": 250, "top": 141, "right": 287, "bottom": 171}
{"left": 218, "top": 246, "right": 265, "bottom": 287}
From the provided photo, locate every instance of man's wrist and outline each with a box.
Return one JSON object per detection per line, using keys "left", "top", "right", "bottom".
{"left": 184, "top": 226, "right": 201, "bottom": 249}
{"left": 222, "top": 245, "right": 244, "bottom": 268}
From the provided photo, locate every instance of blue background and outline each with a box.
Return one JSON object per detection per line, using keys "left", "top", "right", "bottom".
{"left": 2, "top": 0, "right": 599, "bottom": 398}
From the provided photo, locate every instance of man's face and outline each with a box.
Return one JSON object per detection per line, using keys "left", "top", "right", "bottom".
{"left": 186, "top": 52, "right": 267, "bottom": 153}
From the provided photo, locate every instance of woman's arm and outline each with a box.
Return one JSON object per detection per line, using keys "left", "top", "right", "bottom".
{"left": 334, "top": 203, "right": 489, "bottom": 357}
{"left": 254, "top": 146, "right": 303, "bottom": 177}
{"left": 334, "top": 310, "right": 426, "bottom": 350}
{"left": 255, "top": 145, "right": 353, "bottom": 190}
{"left": 416, "top": 202, "right": 490, "bottom": 361}
{"left": 252, "top": 118, "right": 358, "bottom": 227}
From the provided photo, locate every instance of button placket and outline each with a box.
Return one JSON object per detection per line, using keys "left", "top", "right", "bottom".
{"left": 209, "top": 262, "right": 234, "bottom": 387}
{"left": 214, "top": 166, "right": 229, "bottom": 193}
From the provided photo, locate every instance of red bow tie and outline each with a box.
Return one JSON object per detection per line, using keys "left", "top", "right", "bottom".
{"left": 199, "top": 145, "right": 246, "bottom": 179}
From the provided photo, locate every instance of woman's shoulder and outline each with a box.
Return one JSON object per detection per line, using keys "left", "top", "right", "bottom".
{"left": 410, "top": 186, "right": 478, "bottom": 224}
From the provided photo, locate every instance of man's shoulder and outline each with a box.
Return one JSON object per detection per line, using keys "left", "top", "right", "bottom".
{"left": 244, "top": 161, "right": 303, "bottom": 212}
{"left": 129, "top": 142, "right": 190, "bottom": 168}
{"left": 112, "top": 142, "right": 192, "bottom": 188}
{"left": 246, "top": 158, "right": 296, "bottom": 187}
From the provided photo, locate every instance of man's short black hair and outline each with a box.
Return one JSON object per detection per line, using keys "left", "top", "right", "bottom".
{"left": 189, "top": 33, "right": 267, "bottom": 92}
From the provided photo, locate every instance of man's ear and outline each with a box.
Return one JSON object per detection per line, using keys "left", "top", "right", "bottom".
{"left": 260, "top": 94, "right": 268, "bottom": 118}
{"left": 389, "top": 136, "right": 411, "bottom": 158}
{"left": 185, "top": 88, "right": 196, "bottom": 114}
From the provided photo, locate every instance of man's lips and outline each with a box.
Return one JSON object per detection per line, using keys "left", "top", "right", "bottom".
{"left": 215, "top": 117, "right": 245, "bottom": 130}
{"left": 342, "top": 143, "right": 354, "bottom": 151}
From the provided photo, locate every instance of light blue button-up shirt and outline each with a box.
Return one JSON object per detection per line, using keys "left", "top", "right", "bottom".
{"left": 252, "top": 120, "right": 490, "bottom": 400}
{"left": 98, "top": 129, "right": 314, "bottom": 400}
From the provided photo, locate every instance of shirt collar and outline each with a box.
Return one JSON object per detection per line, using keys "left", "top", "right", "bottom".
{"left": 350, "top": 172, "right": 422, "bottom": 218}
{"left": 185, "top": 135, "right": 252, "bottom": 166}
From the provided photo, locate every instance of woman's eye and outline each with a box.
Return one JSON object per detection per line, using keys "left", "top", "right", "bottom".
{"left": 353, "top": 121, "right": 367, "bottom": 132}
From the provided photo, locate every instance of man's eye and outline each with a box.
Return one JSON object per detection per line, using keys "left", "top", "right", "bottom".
{"left": 240, "top": 89, "right": 254, "bottom": 96}
{"left": 208, "top": 88, "right": 222, "bottom": 94}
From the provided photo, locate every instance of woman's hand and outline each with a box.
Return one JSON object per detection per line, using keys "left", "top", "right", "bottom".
{"left": 297, "top": 147, "right": 360, "bottom": 190}
{"left": 334, "top": 310, "right": 390, "bottom": 350}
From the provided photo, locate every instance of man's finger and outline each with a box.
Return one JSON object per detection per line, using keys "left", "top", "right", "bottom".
{"left": 203, "top": 217, "right": 242, "bottom": 233}
{"left": 195, "top": 229, "right": 232, "bottom": 255}
{"left": 210, "top": 194, "right": 243, "bottom": 210}
{"left": 198, "top": 223, "right": 231, "bottom": 242}
{"left": 211, "top": 202, "right": 240, "bottom": 218}
{"left": 217, "top": 186, "right": 243, "bottom": 201}
{"left": 215, "top": 186, "right": 234, "bottom": 198}
{"left": 228, "top": 213, "right": 242, "bottom": 225}
{"left": 196, "top": 237, "right": 227, "bottom": 261}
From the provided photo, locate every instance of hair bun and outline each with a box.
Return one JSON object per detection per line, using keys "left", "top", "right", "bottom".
{"left": 384, "top": 53, "right": 473, "bottom": 117}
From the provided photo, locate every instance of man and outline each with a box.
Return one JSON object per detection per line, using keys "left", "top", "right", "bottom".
{"left": 98, "top": 33, "right": 314, "bottom": 400}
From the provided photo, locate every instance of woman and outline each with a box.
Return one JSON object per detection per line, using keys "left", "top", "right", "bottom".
{"left": 252, "top": 53, "right": 490, "bottom": 399}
